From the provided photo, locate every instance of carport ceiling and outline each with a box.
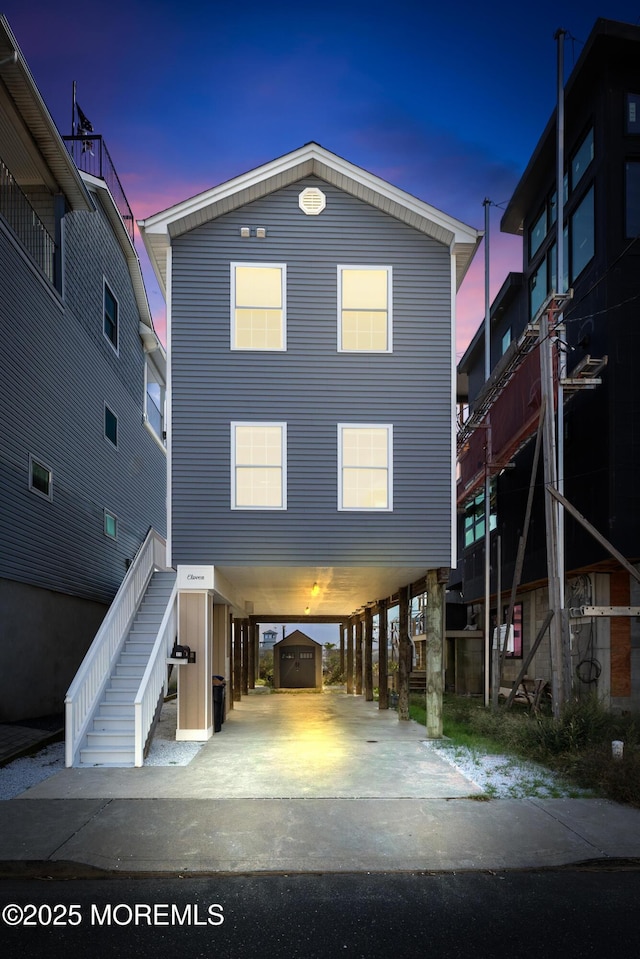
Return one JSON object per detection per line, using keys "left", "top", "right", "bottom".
{"left": 217, "top": 565, "right": 428, "bottom": 619}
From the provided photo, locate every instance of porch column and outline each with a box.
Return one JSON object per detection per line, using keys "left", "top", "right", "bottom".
{"left": 355, "top": 616, "right": 363, "bottom": 695}
{"left": 364, "top": 606, "right": 374, "bottom": 701}
{"left": 397, "top": 585, "right": 411, "bottom": 720}
{"left": 425, "top": 567, "right": 447, "bottom": 738}
{"left": 346, "top": 618, "right": 355, "bottom": 694}
{"left": 233, "top": 619, "right": 242, "bottom": 701}
{"left": 212, "top": 603, "right": 230, "bottom": 727}
{"left": 227, "top": 612, "right": 235, "bottom": 709}
{"left": 248, "top": 618, "right": 256, "bottom": 690}
{"left": 241, "top": 619, "right": 249, "bottom": 696}
{"left": 176, "top": 590, "right": 213, "bottom": 740}
{"left": 377, "top": 599, "right": 388, "bottom": 710}
{"left": 340, "top": 623, "right": 346, "bottom": 677}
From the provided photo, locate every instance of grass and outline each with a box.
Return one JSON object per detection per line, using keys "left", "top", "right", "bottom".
{"left": 409, "top": 692, "right": 640, "bottom": 808}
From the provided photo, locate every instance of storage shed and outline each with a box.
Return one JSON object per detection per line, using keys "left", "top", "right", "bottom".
{"left": 273, "top": 630, "right": 323, "bottom": 689}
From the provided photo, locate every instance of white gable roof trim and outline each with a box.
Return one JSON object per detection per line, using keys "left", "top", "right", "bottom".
{"left": 138, "top": 143, "right": 481, "bottom": 295}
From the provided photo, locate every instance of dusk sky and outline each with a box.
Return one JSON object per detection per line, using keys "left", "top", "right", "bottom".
{"left": 5, "top": 0, "right": 640, "bottom": 360}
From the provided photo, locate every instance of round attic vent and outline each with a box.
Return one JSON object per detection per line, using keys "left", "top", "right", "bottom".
{"left": 299, "top": 187, "right": 326, "bottom": 215}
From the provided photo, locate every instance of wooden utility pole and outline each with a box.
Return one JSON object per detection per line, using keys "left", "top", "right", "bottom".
{"left": 378, "top": 599, "right": 388, "bottom": 710}
{"left": 364, "top": 606, "right": 374, "bottom": 701}
{"left": 539, "top": 300, "right": 565, "bottom": 719}
{"left": 425, "top": 568, "right": 446, "bottom": 738}
{"left": 397, "top": 585, "right": 411, "bottom": 720}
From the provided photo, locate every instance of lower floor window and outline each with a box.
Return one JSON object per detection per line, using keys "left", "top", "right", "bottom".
{"left": 104, "top": 510, "right": 118, "bottom": 539}
{"left": 232, "top": 422, "right": 286, "bottom": 509}
{"left": 29, "top": 455, "right": 52, "bottom": 500}
{"left": 338, "top": 424, "right": 392, "bottom": 510}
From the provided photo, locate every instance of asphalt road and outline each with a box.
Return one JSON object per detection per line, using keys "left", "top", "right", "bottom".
{"left": 2, "top": 868, "right": 640, "bottom": 958}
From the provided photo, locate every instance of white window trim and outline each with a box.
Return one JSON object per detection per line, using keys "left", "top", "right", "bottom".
{"left": 29, "top": 453, "right": 53, "bottom": 502}
{"left": 338, "top": 423, "right": 393, "bottom": 511}
{"left": 230, "top": 262, "right": 287, "bottom": 351}
{"left": 103, "top": 278, "right": 119, "bottom": 354}
{"left": 231, "top": 421, "right": 287, "bottom": 510}
{"left": 337, "top": 265, "right": 392, "bottom": 353}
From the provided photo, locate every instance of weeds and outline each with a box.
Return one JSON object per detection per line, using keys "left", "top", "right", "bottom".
{"left": 410, "top": 692, "right": 640, "bottom": 808}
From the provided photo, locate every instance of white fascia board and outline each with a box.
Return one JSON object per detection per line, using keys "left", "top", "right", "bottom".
{"left": 139, "top": 143, "right": 480, "bottom": 248}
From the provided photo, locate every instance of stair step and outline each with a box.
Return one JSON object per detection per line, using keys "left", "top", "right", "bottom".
{"left": 105, "top": 689, "right": 136, "bottom": 703}
{"left": 92, "top": 716, "right": 135, "bottom": 733}
{"left": 109, "top": 676, "right": 140, "bottom": 690}
{"left": 87, "top": 730, "right": 134, "bottom": 748}
{"left": 114, "top": 664, "right": 146, "bottom": 678}
{"left": 79, "top": 744, "right": 135, "bottom": 766}
{"left": 119, "top": 653, "right": 150, "bottom": 666}
{"left": 95, "top": 703, "right": 134, "bottom": 719}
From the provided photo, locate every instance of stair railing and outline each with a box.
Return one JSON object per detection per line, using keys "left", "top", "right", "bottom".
{"left": 133, "top": 579, "right": 178, "bottom": 766}
{"left": 65, "top": 528, "right": 167, "bottom": 767}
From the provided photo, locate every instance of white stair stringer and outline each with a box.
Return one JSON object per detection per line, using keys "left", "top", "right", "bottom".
{"left": 79, "top": 570, "right": 176, "bottom": 766}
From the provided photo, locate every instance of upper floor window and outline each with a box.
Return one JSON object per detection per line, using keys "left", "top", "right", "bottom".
{"left": 625, "top": 161, "right": 640, "bottom": 238}
{"left": 338, "top": 424, "right": 392, "bottom": 510}
{"left": 529, "top": 208, "right": 547, "bottom": 259}
{"left": 29, "top": 454, "right": 52, "bottom": 501}
{"left": 626, "top": 94, "right": 640, "bottom": 135}
{"left": 570, "top": 186, "right": 595, "bottom": 280}
{"left": 529, "top": 256, "right": 548, "bottom": 319}
{"left": 145, "top": 356, "right": 166, "bottom": 446}
{"left": 231, "top": 422, "right": 286, "bottom": 509}
{"left": 571, "top": 128, "right": 593, "bottom": 192}
{"left": 231, "top": 263, "right": 286, "bottom": 350}
{"left": 463, "top": 485, "right": 496, "bottom": 548}
{"left": 501, "top": 328, "right": 512, "bottom": 355}
{"left": 104, "top": 405, "right": 118, "bottom": 447}
{"left": 338, "top": 266, "right": 392, "bottom": 352}
{"left": 104, "top": 282, "right": 118, "bottom": 351}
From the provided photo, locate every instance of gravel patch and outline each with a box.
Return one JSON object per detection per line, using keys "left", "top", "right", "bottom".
{"left": 0, "top": 700, "right": 202, "bottom": 800}
{"left": 422, "top": 740, "right": 591, "bottom": 799}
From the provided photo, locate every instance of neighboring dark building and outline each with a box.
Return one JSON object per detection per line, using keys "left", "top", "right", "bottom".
{"left": 457, "top": 18, "right": 640, "bottom": 709}
{"left": 0, "top": 16, "right": 167, "bottom": 720}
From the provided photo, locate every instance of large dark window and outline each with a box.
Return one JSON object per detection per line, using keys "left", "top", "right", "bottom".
{"left": 571, "top": 186, "right": 595, "bottom": 280}
{"left": 571, "top": 128, "right": 594, "bottom": 191}
{"left": 104, "top": 405, "right": 118, "bottom": 447}
{"left": 625, "top": 161, "right": 640, "bottom": 238}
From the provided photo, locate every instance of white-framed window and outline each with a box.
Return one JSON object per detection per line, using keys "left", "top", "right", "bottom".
{"left": 231, "top": 422, "right": 287, "bottom": 509}
{"left": 29, "top": 454, "right": 52, "bottom": 501}
{"left": 144, "top": 355, "right": 166, "bottom": 446}
{"left": 338, "top": 424, "right": 392, "bottom": 511}
{"left": 104, "top": 509, "right": 118, "bottom": 539}
{"left": 231, "top": 263, "right": 286, "bottom": 350}
{"left": 104, "top": 404, "right": 118, "bottom": 447}
{"left": 103, "top": 280, "right": 119, "bottom": 352}
{"left": 338, "top": 265, "right": 392, "bottom": 352}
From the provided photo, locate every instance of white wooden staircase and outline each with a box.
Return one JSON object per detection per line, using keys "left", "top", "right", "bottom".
{"left": 79, "top": 570, "right": 176, "bottom": 765}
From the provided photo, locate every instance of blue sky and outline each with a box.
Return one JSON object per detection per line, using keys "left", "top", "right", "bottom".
{"left": 4, "top": 0, "right": 640, "bottom": 359}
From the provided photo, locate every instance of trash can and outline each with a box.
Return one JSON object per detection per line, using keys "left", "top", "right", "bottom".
{"left": 212, "top": 675, "right": 226, "bottom": 733}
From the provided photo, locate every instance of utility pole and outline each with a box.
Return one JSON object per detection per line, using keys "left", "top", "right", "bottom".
{"left": 482, "top": 197, "right": 492, "bottom": 707}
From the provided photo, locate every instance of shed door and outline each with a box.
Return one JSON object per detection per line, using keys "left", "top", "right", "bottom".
{"left": 279, "top": 646, "right": 316, "bottom": 688}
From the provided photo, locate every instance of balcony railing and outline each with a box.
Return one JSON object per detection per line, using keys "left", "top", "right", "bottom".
{"left": 0, "top": 157, "right": 55, "bottom": 281}
{"left": 63, "top": 134, "right": 135, "bottom": 244}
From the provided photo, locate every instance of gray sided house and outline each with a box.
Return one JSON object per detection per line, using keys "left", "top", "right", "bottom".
{"left": 0, "top": 17, "right": 166, "bottom": 721}
{"left": 139, "top": 144, "right": 480, "bottom": 741}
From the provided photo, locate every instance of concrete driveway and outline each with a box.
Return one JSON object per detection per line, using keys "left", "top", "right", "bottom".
{"left": 21, "top": 688, "right": 480, "bottom": 800}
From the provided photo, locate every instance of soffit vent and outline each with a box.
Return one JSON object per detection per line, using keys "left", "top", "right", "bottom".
{"left": 299, "top": 187, "right": 326, "bottom": 215}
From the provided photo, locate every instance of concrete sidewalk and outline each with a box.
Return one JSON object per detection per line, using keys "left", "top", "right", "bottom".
{"left": 1, "top": 690, "right": 640, "bottom": 875}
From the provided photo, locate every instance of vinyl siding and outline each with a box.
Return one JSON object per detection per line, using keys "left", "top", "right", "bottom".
{"left": 171, "top": 176, "right": 453, "bottom": 567}
{"left": 0, "top": 202, "right": 166, "bottom": 604}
